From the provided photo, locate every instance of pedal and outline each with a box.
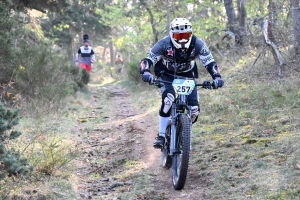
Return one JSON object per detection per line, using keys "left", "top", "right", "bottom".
{"left": 153, "top": 144, "right": 163, "bottom": 149}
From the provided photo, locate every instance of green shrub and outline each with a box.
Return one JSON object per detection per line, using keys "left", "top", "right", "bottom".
{"left": 69, "top": 67, "right": 86, "bottom": 91}
{"left": 28, "top": 134, "right": 78, "bottom": 176}
{"left": 0, "top": 103, "right": 32, "bottom": 180}
{"left": 14, "top": 43, "right": 80, "bottom": 110}
{"left": 127, "top": 58, "right": 142, "bottom": 83}
{"left": 0, "top": 2, "right": 21, "bottom": 84}
{"left": 81, "top": 69, "right": 90, "bottom": 85}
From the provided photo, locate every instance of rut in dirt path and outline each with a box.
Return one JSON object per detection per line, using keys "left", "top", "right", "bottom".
{"left": 73, "top": 84, "right": 207, "bottom": 200}
{"left": 74, "top": 84, "right": 157, "bottom": 199}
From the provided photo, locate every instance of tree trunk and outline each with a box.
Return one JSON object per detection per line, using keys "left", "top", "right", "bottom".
{"left": 268, "top": 0, "right": 278, "bottom": 26}
{"left": 238, "top": 0, "right": 247, "bottom": 35}
{"left": 109, "top": 40, "right": 115, "bottom": 66}
{"left": 140, "top": 0, "right": 159, "bottom": 44}
{"left": 291, "top": 0, "right": 300, "bottom": 59}
{"left": 67, "top": 27, "right": 75, "bottom": 64}
{"left": 67, "top": 42, "right": 74, "bottom": 65}
{"left": 224, "top": 0, "right": 237, "bottom": 33}
{"left": 201, "top": 8, "right": 209, "bottom": 18}
{"left": 237, "top": 0, "right": 247, "bottom": 44}
{"left": 102, "top": 43, "right": 107, "bottom": 61}
{"left": 224, "top": 0, "right": 248, "bottom": 45}
{"left": 166, "top": 0, "right": 170, "bottom": 30}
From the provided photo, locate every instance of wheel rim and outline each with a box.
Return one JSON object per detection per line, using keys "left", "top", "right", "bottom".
{"left": 162, "top": 148, "right": 168, "bottom": 166}
{"left": 173, "top": 134, "right": 182, "bottom": 185}
{"left": 171, "top": 114, "right": 191, "bottom": 190}
{"left": 173, "top": 154, "right": 181, "bottom": 184}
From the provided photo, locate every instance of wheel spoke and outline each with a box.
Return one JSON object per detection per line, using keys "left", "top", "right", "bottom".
{"left": 162, "top": 125, "right": 172, "bottom": 169}
{"left": 172, "top": 114, "right": 191, "bottom": 190}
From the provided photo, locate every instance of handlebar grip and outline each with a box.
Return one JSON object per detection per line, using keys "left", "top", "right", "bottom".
{"left": 196, "top": 81, "right": 212, "bottom": 89}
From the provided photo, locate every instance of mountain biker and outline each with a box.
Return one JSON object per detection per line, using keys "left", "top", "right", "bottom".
{"left": 75, "top": 34, "right": 95, "bottom": 73}
{"left": 139, "top": 18, "right": 224, "bottom": 148}
{"left": 115, "top": 55, "right": 124, "bottom": 73}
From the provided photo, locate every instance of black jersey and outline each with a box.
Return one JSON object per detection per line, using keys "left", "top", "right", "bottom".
{"left": 146, "top": 35, "right": 215, "bottom": 74}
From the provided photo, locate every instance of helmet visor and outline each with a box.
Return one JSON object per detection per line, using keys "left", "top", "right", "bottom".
{"left": 173, "top": 32, "right": 192, "bottom": 42}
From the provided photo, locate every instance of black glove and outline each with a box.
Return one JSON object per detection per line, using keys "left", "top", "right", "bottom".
{"left": 213, "top": 77, "right": 224, "bottom": 89}
{"left": 142, "top": 71, "right": 154, "bottom": 84}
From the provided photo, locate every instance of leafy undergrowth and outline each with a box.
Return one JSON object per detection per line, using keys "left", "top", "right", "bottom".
{"left": 2, "top": 92, "right": 93, "bottom": 199}
{"left": 120, "top": 75, "right": 300, "bottom": 199}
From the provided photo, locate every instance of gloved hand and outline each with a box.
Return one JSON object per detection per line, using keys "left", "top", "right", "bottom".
{"left": 213, "top": 77, "right": 224, "bottom": 89}
{"left": 142, "top": 71, "right": 154, "bottom": 84}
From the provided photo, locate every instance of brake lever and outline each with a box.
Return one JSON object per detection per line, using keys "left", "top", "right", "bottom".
{"left": 153, "top": 80, "right": 163, "bottom": 88}
{"left": 202, "top": 81, "right": 212, "bottom": 89}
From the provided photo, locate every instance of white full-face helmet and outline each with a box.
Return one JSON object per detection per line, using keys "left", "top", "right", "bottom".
{"left": 169, "top": 18, "right": 193, "bottom": 49}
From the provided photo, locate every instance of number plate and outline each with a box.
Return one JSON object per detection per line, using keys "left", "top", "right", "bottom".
{"left": 172, "top": 79, "right": 195, "bottom": 95}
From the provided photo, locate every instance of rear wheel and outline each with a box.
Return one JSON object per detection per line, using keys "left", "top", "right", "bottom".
{"left": 162, "top": 124, "right": 172, "bottom": 169}
{"left": 172, "top": 114, "right": 191, "bottom": 190}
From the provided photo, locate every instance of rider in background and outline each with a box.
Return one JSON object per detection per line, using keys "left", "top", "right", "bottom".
{"left": 115, "top": 55, "right": 124, "bottom": 73}
{"left": 76, "top": 34, "right": 95, "bottom": 74}
{"left": 139, "top": 18, "right": 224, "bottom": 148}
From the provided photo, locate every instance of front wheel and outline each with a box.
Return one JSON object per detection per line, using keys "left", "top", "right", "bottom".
{"left": 172, "top": 114, "right": 191, "bottom": 190}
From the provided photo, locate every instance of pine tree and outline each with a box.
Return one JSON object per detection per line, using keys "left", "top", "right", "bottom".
{"left": 0, "top": 2, "right": 18, "bottom": 84}
{"left": 0, "top": 103, "right": 32, "bottom": 180}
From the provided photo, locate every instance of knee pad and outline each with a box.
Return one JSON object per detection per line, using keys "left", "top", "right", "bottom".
{"left": 163, "top": 93, "right": 175, "bottom": 114}
{"left": 191, "top": 106, "right": 199, "bottom": 123}
{"left": 159, "top": 92, "right": 175, "bottom": 117}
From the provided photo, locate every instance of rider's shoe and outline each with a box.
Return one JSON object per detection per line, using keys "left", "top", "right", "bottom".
{"left": 153, "top": 136, "right": 165, "bottom": 148}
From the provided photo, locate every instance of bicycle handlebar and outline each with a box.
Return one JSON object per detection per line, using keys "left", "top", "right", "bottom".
{"left": 153, "top": 79, "right": 212, "bottom": 89}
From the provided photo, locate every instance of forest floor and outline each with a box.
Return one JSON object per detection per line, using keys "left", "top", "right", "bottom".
{"left": 6, "top": 66, "right": 300, "bottom": 200}
{"left": 72, "top": 79, "right": 300, "bottom": 200}
{"left": 74, "top": 83, "right": 201, "bottom": 200}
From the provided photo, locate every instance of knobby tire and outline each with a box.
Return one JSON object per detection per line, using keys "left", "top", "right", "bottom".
{"left": 172, "top": 114, "right": 191, "bottom": 190}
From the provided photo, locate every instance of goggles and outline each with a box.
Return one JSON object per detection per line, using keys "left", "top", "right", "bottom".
{"left": 173, "top": 32, "right": 192, "bottom": 41}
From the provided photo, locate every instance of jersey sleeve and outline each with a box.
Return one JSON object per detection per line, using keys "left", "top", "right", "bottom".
{"left": 198, "top": 42, "right": 215, "bottom": 67}
{"left": 75, "top": 48, "right": 81, "bottom": 62}
{"left": 145, "top": 40, "right": 165, "bottom": 65}
{"left": 195, "top": 38, "right": 221, "bottom": 79}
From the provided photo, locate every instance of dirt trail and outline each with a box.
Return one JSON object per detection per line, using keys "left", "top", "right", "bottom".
{"left": 74, "top": 84, "right": 205, "bottom": 200}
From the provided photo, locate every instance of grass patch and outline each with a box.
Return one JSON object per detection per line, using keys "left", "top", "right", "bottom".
{"left": 4, "top": 90, "right": 93, "bottom": 199}
{"left": 105, "top": 76, "right": 300, "bottom": 199}
{"left": 126, "top": 76, "right": 300, "bottom": 199}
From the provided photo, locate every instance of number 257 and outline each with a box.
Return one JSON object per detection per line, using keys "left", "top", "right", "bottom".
{"left": 177, "top": 86, "right": 191, "bottom": 93}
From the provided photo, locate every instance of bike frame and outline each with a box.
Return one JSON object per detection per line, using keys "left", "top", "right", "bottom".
{"left": 170, "top": 94, "right": 191, "bottom": 156}
{"left": 152, "top": 55, "right": 212, "bottom": 189}
{"left": 155, "top": 77, "right": 210, "bottom": 156}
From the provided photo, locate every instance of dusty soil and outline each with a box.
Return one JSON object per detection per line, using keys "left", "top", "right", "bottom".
{"left": 74, "top": 84, "right": 207, "bottom": 200}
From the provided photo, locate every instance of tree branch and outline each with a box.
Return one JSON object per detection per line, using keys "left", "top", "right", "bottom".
{"left": 263, "top": 18, "right": 284, "bottom": 78}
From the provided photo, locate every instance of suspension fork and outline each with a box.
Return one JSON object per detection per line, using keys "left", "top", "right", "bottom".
{"left": 170, "top": 95, "right": 191, "bottom": 156}
{"left": 170, "top": 103, "right": 177, "bottom": 156}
